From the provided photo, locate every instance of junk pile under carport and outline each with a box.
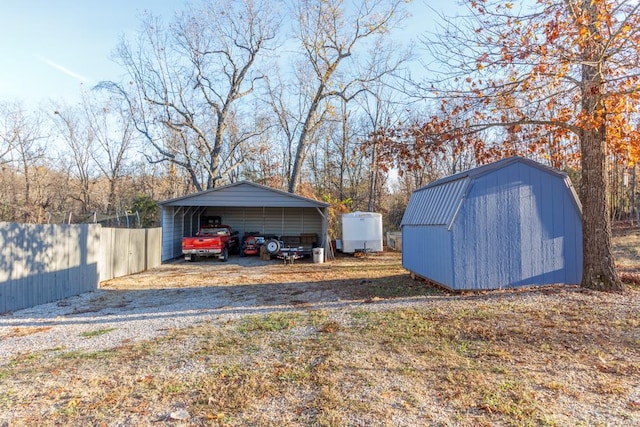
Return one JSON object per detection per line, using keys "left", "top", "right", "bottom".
{"left": 265, "top": 233, "right": 318, "bottom": 264}
{"left": 240, "top": 232, "right": 265, "bottom": 257}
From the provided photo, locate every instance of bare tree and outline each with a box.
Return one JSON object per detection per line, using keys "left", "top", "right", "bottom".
{"left": 103, "top": 0, "right": 280, "bottom": 191}
{"left": 83, "top": 92, "right": 137, "bottom": 213}
{"left": 52, "top": 107, "right": 97, "bottom": 214}
{"left": 355, "top": 79, "right": 410, "bottom": 211}
{"left": 0, "top": 102, "right": 47, "bottom": 222}
{"left": 265, "top": 71, "right": 302, "bottom": 187}
{"left": 286, "top": 0, "right": 409, "bottom": 194}
{"left": 0, "top": 104, "right": 16, "bottom": 166}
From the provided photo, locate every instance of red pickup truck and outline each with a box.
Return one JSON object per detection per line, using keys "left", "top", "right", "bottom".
{"left": 182, "top": 225, "right": 240, "bottom": 262}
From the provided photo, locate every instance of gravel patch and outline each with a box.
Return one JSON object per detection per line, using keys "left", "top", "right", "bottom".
{"left": 1, "top": 289, "right": 315, "bottom": 361}
{"left": 0, "top": 253, "right": 414, "bottom": 361}
{"left": 0, "top": 276, "right": 624, "bottom": 363}
{"left": 2, "top": 251, "right": 639, "bottom": 427}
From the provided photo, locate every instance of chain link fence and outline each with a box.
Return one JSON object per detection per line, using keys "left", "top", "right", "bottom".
{"left": 47, "top": 211, "right": 143, "bottom": 228}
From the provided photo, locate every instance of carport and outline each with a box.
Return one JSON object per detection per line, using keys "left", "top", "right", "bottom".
{"left": 159, "top": 181, "right": 330, "bottom": 262}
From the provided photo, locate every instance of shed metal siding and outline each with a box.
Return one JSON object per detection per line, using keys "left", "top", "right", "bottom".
{"left": 202, "top": 206, "right": 323, "bottom": 238}
{"left": 554, "top": 180, "right": 583, "bottom": 284}
{"left": 402, "top": 157, "right": 582, "bottom": 290}
{"left": 451, "top": 164, "right": 525, "bottom": 290}
{"left": 161, "top": 207, "right": 182, "bottom": 261}
{"left": 402, "top": 225, "right": 454, "bottom": 286}
{"left": 242, "top": 207, "right": 271, "bottom": 235}
{"left": 264, "top": 207, "right": 284, "bottom": 236}
{"left": 450, "top": 162, "right": 581, "bottom": 290}
{"left": 160, "top": 206, "right": 206, "bottom": 261}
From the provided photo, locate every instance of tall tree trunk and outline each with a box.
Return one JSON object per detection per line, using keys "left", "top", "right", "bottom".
{"left": 21, "top": 158, "right": 31, "bottom": 222}
{"left": 579, "top": 0, "right": 623, "bottom": 291}
{"left": 631, "top": 165, "right": 637, "bottom": 225}
{"left": 340, "top": 100, "right": 348, "bottom": 201}
{"left": 288, "top": 131, "right": 307, "bottom": 194}
{"left": 367, "top": 141, "right": 377, "bottom": 212}
{"left": 108, "top": 178, "right": 117, "bottom": 214}
{"left": 288, "top": 90, "right": 322, "bottom": 194}
{"left": 580, "top": 127, "right": 623, "bottom": 291}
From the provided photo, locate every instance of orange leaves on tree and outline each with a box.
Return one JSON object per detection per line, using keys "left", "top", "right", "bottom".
{"left": 371, "top": 0, "right": 639, "bottom": 187}
{"left": 544, "top": 21, "right": 561, "bottom": 44}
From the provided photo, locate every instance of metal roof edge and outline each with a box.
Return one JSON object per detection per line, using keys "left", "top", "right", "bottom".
{"left": 563, "top": 176, "right": 583, "bottom": 214}
{"left": 158, "top": 180, "right": 330, "bottom": 207}
{"left": 414, "top": 156, "right": 569, "bottom": 192}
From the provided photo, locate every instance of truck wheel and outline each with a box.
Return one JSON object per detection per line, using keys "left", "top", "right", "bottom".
{"left": 266, "top": 239, "right": 281, "bottom": 254}
{"left": 220, "top": 247, "right": 229, "bottom": 262}
{"left": 240, "top": 245, "right": 246, "bottom": 257}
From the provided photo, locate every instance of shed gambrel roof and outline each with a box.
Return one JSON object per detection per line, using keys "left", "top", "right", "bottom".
{"left": 401, "top": 176, "right": 470, "bottom": 227}
{"left": 159, "top": 181, "right": 330, "bottom": 208}
{"left": 401, "top": 156, "right": 580, "bottom": 227}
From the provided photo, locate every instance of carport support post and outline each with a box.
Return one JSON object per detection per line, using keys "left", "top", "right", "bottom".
{"left": 172, "top": 206, "right": 185, "bottom": 259}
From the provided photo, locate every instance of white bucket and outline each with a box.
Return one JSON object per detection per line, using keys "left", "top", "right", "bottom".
{"left": 312, "top": 247, "right": 324, "bottom": 263}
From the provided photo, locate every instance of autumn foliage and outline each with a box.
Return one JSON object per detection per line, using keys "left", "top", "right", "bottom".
{"left": 368, "top": 0, "right": 640, "bottom": 170}
{"left": 366, "top": 0, "right": 640, "bottom": 291}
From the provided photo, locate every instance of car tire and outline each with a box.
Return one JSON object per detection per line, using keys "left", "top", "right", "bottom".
{"left": 220, "top": 247, "right": 229, "bottom": 262}
{"left": 266, "top": 239, "right": 281, "bottom": 254}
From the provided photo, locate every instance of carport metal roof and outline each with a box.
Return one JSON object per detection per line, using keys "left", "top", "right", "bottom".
{"left": 159, "top": 181, "right": 330, "bottom": 208}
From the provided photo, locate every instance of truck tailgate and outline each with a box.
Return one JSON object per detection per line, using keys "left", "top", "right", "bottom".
{"left": 182, "top": 236, "right": 222, "bottom": 250}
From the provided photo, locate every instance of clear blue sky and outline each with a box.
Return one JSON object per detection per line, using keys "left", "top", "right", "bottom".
{"left": 0, "top": 0, "right": 181, "bottom": 106}
{"left": 0, "top": 1, "right": 457, "bottom": 107}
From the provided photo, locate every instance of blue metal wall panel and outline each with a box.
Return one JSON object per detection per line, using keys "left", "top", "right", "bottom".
{"left": 402, "top": 225, "right": 454, "bottom": 288}
{"left": 161, "top": 206, "right": 202, "bottom": 261}
{"left": 449, "top": 162, "right": 582, "bottom": 289}
{"left": 161, "top": 207, "right": 174, "bottom": 261}
{"left": 450, "top": 169, "right": 524, "bottom": 290}
{"left": 563, "top": 184, "right": 583, "bottom": 284}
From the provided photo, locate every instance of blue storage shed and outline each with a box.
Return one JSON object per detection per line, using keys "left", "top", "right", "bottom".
{"left": 401, "top": 157, "right": 582, "bottom": 291}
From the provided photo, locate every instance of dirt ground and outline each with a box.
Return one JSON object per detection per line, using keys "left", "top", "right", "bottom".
{"left": 89, "top": 250, "right": 436, "bottom": 318}
{"left": 99, "top": 221, "right": 640, "bottom": 297}
{"left": 1, "top": 227, "right": 639, "bottom": 426}
{"left": 104, "top": 250, "right": 405, "bottom": 287}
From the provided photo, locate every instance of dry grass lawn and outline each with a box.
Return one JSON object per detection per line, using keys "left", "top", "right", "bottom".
{"left": 1, "top": 226, "right": 639, "bottom": 426}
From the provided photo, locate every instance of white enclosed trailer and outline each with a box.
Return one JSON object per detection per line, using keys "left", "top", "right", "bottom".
{"left": 341, "top": 212, "right": 383, "bottom": 254}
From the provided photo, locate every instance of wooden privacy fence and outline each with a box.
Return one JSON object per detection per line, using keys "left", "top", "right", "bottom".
{"left": 0, "top": 222, "right": 161, "bottom": 313}
{"left": 98, "top": 227, "right": 162, "bottom": 282}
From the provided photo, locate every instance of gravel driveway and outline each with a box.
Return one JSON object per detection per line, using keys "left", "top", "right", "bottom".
{"left": 2, "top": 251, "right": 639, "bottom": 427}
{"left": 0, "top": 253, "right": 417, "bottom": 361}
